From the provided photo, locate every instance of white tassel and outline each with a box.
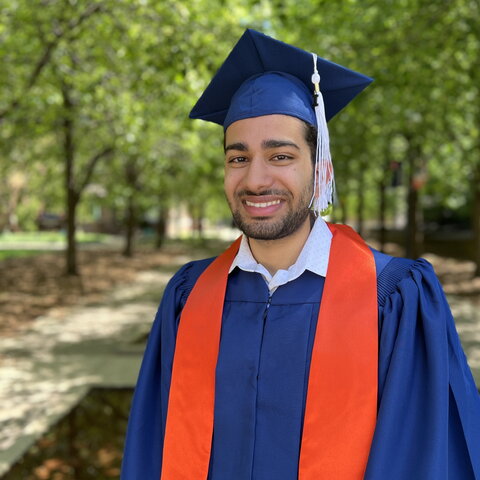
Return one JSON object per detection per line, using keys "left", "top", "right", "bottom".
{"left": 309, "top": 53, "right": 335, "bottom": 216}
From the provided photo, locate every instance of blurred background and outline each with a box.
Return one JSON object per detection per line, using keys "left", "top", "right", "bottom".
{"left": 0, "top": 0, "right": 479, "bottom": 478}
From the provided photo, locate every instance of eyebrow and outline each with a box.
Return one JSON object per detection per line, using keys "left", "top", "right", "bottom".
{"left": 262, "top": 139, "right": 300, "bottom": 150}
{"left": 224, "top": 139, "right": 300, "bottom": 153}
{"left": 224, "top": 142, "right": 248, "bottom": 153}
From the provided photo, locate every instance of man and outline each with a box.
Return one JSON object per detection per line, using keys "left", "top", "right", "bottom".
{"left": 122, "top": 29, "right": 480, "bottom": 479}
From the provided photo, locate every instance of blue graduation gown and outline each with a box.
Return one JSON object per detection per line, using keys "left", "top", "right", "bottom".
{"left": 121, "top": 253, "right": 480, "bottom": 479}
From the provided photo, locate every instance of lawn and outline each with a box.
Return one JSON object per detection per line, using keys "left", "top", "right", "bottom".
{"left": 0, "top": 250, "right": 46, "bottom": 261}
{"left": 0, "top": 231, "right": 109, "bottom": 244}
{"left": 0, "top": 231, "right": 113, "bottom": 261}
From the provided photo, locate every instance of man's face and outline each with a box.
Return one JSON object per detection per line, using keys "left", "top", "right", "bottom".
{"left": 224, "top": 114, "right": 313, "bottom": 240}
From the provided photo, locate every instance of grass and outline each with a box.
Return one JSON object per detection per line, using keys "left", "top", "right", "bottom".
{"left": 0, "top": 231, "right": 229, "bottom": 261}
{"left": 0, "top": 231, "right": 110, "bottom": 244}
{"left": 0, "top": 250, "right": 46, "bottom": 260}
{"left": 0, "top": 231, "right": 113, "bottom": 261}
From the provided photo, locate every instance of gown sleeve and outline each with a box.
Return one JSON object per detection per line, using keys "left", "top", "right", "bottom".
{"left": 365, "top": 258, "right": 480, "bottom": 480}
{"left": 120, "top": 258, "right": 214, "bottom": 480}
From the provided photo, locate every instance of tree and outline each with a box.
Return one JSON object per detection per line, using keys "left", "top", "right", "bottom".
{"left": 273, "top": 0, "right": 478, "bottom": 265}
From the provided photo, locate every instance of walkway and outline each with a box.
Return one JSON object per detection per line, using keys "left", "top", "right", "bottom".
{"left": 0, "top": 268, "right": 172, "bottom": 476}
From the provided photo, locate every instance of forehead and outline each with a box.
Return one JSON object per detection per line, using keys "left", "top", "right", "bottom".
{"left": 225, "top": 114, "right": 306, "bottom": 146}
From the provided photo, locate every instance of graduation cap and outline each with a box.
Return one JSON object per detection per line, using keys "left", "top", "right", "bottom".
{"left": 190, "top": 29, "right": 373, "bottom": 214}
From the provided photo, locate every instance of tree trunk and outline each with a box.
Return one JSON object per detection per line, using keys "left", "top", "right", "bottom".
{"left": 155, "top": 203, "right": 168, "bottom": 249}
{"left": 405, "top": 141, "right": 424, "bottom": 259}
{"left": 189, "top": 203, "right": 204, "bottom": 238}
{"left": 473, "top": 159, "right": 480, "bottom": 277}
{"left": 63, "top": 83, "right": 79, "bottom": 276}
{"left": 60, "top": 73, "right": 112, "bottom": 274}
{"left": 191, "top": 215, "right": 202, "bottom": 238}
{"left": 339, "top": 195, "right": 347, "bottom": 225}
{"left": 378, "top": 143, "right": 392, "bottom": 253}
{"left": 66, "top": 190, "right": 78, "bottom": 275}
{"left": 378, "top": 178, "right": 387, "bottom": 253}
{"left": 123, "top": 160, "right": 139, "bottom": 258}
{"left": 196, "top": 216, "right": 204, "bottom": 238}
{"left": 356, "top": 160, "right": 365, "bottom": 237}
{"left": 123, "top": 194, "right": 136, "bottom": 258}
{"left": 406, "top": 179, "right": 418, "bottom": 259}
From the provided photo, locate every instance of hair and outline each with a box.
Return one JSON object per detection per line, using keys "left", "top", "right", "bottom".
{"left": 302, "top": 121, "right": 317, "bottom": 166}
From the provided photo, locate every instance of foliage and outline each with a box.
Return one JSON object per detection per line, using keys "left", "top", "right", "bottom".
{"left": 271, "top": 0, "right": 478, "bottom": 222}
{"left": 0, "top": 0, "right": 478, "bottom": 265}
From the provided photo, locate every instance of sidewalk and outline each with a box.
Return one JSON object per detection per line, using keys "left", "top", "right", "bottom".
{"left": 0, "top": 268, "right": 172, "bottom": 476}
{"left": 449, "top": 295, "right": 480, "bottom": 378}
{"left": 0, "top": 264, "right": 479, "bottom": 476}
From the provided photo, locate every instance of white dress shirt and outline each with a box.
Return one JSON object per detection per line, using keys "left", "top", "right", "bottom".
{"left": 228, "top": 217, "right": 332, "bottom": 294}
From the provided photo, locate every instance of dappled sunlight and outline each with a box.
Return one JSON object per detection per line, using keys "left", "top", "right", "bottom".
{"left": 0, "top": 268, "right": 174, "bottom": 476}
{"left": 449, "top": 296, "right": 480, "bottom": 373}
{"left": 423, "top": 254, "right": 480, "bottom": 297}
{"left": 0, "top": 248, "right": 198, "bottom": 336}
{"left": 0, "top": 236, "right": 231, "bottom": 476}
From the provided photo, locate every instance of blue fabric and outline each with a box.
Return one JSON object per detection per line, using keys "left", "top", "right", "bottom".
{"left": 121, "top": 255, "right": 480, "bottom": 480}
{"left": 224, "top": 72, "right": 317, "bottom": 130}
{"left": 189, "top": 29, "right": 373, "bottom": 127}
{"left": 210, "top": 269, "right": 324, "bottom": 479}
{"left": 371, "top": 247, "right": 392, "bottom": 278}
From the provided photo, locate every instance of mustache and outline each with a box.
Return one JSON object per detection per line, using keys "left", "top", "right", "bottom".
{"left": 235, "top": 189, "right": 289, "bottom": 197}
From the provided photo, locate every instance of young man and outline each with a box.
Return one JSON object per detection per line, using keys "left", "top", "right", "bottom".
{"left": 122, "top": 30, "right": 480, "bottom": 479}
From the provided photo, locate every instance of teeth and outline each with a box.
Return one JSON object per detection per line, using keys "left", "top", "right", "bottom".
{"left": 245, "top": 200, "right": 281, "bottom": 208}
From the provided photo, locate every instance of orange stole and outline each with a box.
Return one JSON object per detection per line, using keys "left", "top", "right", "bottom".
{"left": 161, "top": 223, "right": 377, "bottom": 480}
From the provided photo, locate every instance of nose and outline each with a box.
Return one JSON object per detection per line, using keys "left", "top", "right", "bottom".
{"left": 242, "top": 158, "right": 274, "bottom": 193}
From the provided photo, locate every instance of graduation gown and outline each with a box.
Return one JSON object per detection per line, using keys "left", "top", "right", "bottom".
{"left": 121, "top": 251, "right": 480, "bottom": 479}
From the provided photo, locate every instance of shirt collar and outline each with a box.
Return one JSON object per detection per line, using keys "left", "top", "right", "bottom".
{"left": 228, "top": 217, "right": 332, "bottom": 292}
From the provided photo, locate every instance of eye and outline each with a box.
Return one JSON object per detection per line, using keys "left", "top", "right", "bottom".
{"left": 227, "top": 156, "right": 248, "bottom": 165}
{"left": 271, "top": 154, "right": 293, "bottom": 162}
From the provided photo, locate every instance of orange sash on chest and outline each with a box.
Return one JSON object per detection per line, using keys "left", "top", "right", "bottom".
{"left": 161, "top": 223, "right": 378, "bottom": 479}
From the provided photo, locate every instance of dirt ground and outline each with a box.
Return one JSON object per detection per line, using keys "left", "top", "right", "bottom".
{"left": 0, "top": 240, "right": 225, "bottom": 337}
{"left": 1, "top": 239, "right": 479, "bottom": 337}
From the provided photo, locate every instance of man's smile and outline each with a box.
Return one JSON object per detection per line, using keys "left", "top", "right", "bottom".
{"left": 239, "top": 195, "right": 286, "bottom": 217}
{"left": 244, "top": 199, "right": 281, "bottom": 208}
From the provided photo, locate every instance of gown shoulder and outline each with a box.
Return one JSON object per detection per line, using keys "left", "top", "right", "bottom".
{"left": 366, "top": 255, "right": 480, "bottom": 479}
{"left": 166, "top": 257, "right": 216, "bottom": 311}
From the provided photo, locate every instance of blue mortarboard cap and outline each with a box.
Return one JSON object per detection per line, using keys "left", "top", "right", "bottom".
{"left": 189, "top": 29, "right": 373, "bottom": 129}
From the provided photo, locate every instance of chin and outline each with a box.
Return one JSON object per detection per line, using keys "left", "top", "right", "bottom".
{"left": 232, "top": 210, "right": 310, "bottom": 241}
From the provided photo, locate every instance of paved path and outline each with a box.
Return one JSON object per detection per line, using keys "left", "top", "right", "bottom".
{"left": 449, "top": 295, "right": 480, "bottom": 377}
{"left": 0, "top": 269, "right": 172, "bottom": 476}
{"left": 0, "top": 267, "right": 479, "bottom": 476}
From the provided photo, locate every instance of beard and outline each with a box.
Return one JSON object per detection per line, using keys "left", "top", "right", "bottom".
{"left": 227, "top": 186, "right": 312, "bottom": 241}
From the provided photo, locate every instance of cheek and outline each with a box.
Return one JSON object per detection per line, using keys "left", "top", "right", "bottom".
{"left": 285, "top": 166, "right": 311, "bottom": 189}
{"left": 224, "top": 170, "right": 238, "bottom": 197}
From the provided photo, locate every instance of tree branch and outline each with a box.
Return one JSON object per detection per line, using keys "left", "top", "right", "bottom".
{"left": 77, "top": 146, "right": 115, "bottom": 196}
{"left": 0, "top": 3, "right": 104, "bottom": 121}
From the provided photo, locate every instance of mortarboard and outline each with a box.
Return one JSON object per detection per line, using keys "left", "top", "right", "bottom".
{"left": 190, "top": 29, "right": 373, "bottom": 213}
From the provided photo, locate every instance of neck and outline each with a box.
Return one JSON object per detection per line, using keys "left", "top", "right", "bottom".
{"left": 248, "top": 216, "right": 313, "bottom": 276}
